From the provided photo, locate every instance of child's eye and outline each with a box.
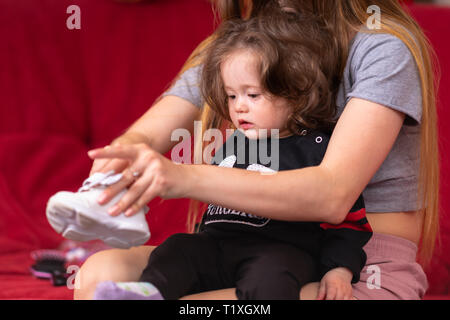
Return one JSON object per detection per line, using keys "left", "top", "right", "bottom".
{"left": 248, "top": 94, "right": 260, "bottom": 99}
{"left": 228, "top": 95, "right": 236, "bottom": 100}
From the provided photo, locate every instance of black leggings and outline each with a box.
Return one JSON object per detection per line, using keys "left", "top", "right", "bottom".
{"left": 139, "top": 232, "right": 318, "bottom": 300}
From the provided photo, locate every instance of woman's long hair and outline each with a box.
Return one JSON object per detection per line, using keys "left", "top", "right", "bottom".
{"left": 177, "top": 0, "right": 440, "bottom": 268}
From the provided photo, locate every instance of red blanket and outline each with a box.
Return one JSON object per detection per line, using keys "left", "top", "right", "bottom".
{"left": 0, "top": 0, "right": 212, "bottom": 300}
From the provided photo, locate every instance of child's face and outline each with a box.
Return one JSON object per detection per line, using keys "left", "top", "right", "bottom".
{"left": 221, "top": 50, "right": 293, "bottom": 140}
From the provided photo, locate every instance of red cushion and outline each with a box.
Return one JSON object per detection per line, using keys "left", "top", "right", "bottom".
{"left": 0, "top": 0, "right": 213, "bottom": 299}
{"left": 407, "top": 4, "right": 450, "bottom": 296}
{"left": 78, "top": 0, "right": 215, "bottom": 148}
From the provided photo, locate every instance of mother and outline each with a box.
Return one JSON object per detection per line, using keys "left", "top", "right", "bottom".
{"left": 74, "top": 0, "right": 439, "bottom": 300}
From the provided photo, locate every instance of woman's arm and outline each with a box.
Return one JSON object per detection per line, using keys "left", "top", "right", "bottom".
{"left": 89, "top": 95, "right": 201, "bottom": 175}
{"left": 90, "top": 97, "right": 405, "bottom": 224}
{"left": 118, "top": 95, "right": 201, "bottom": 154}
{"left": 185, "top": 98, "right": 405, "bottom": 224}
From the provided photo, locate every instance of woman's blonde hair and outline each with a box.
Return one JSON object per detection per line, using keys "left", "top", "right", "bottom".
{"left": 178, "top": 0, "right": 440, "bottom": 268}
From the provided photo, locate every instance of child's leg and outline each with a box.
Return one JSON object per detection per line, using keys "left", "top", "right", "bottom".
{"left": 95, "top": 233, "right": 229, "bottom": 300}
{"left": 74, "top": 245, "right": 154, "bottom": 300}
{"left": 139, "top": 232, "right": 229, "bottom": 299}
{"left": 232, "top": 241, "right": 318, "bottom": 300}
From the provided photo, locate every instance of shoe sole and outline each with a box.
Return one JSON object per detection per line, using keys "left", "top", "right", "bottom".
{"left": 46, "top": 195, "right": 150, "bottom": 249}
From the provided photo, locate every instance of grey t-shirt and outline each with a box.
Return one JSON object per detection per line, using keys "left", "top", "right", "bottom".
{"left": 163, "top": 30, "right": 422, "bottom": 213}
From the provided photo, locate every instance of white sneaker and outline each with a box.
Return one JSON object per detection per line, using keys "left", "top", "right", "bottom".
{"left": 46, "top": 171, "right": 151, "bottom": 249}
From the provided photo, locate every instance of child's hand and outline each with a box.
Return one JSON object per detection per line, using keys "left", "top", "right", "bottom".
{"left": 317, "top": 267, "right": 353, "bottom": 300}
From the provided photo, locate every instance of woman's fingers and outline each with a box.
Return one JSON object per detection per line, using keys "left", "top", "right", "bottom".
{"left": 88, "top": 144, "right": 149, "bottom": 211}
{"left": 101, "top": 158, "right": 130, "bottom": 175}
{"left": 89, "top": 158, "right": 112, "bottom": 176}
{"left": 102, "top": 155, "right": 156, "bottom": 215}
{"left": 97, "top": 176, "right": 133, "bottom": 211}
{"left": 87, "top": 143, "right": 177, "bottom": 216}
{"left": 107, "top": 175, "right": 150, "bottom": 216}
{"left": 89, "top": 158, "right": 129, "bottom": 176}
{"left": 88, "top": 144, "right": 140, "bottom": 160}
{"left": 109, "top": 160, "right": 173, "bottom": 216}
{"left": 131, "top": 187, "right": 161, "bottom": 216}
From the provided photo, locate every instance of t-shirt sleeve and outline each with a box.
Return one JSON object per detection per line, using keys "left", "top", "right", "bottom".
{"left": 347, "top": 33, "right": 422, "bottom": 125}
{"left": 162, "top": 65, "right": 204, "bottom": 109}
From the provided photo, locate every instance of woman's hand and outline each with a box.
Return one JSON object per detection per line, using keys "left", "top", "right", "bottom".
{"left": 89, "top": 131, "right": 153, "bottom": 177}
{"left": 87, "top": 143, "right": 190, "bottom": 217}
{"left": 89, "top": 149, "right": 130, "bottom": 177}
{"left": 316, "top": 267, "right": 353, "bottom": 300}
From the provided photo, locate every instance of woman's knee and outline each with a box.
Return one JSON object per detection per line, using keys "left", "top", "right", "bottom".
{"left": 74, "top": 245, "right": 155, "bottom": 300}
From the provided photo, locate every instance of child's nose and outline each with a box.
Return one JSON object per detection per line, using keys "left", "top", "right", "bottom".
{"left": 235, "top": 97, "right": 248, "bottom": 112}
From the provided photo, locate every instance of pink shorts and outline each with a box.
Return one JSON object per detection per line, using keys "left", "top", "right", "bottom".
{"left": 352, "top": 232, "right": 428, "bottom": 300}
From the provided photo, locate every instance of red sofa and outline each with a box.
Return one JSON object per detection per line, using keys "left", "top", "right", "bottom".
{"left": 0, "top": 0, "right": 448, "bottom": 300}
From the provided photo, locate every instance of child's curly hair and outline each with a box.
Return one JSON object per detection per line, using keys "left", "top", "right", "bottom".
{"left": 200, "top": 4, "right": 341, "bottom": 133}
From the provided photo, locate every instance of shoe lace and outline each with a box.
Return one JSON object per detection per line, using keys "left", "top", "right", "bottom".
{"left": 78, "top": 170, "right": 123, "bottom": 192}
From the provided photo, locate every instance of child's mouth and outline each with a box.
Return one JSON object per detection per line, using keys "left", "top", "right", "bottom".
{"left": 239, "top": 120, "right": 254, "bottom": 129}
